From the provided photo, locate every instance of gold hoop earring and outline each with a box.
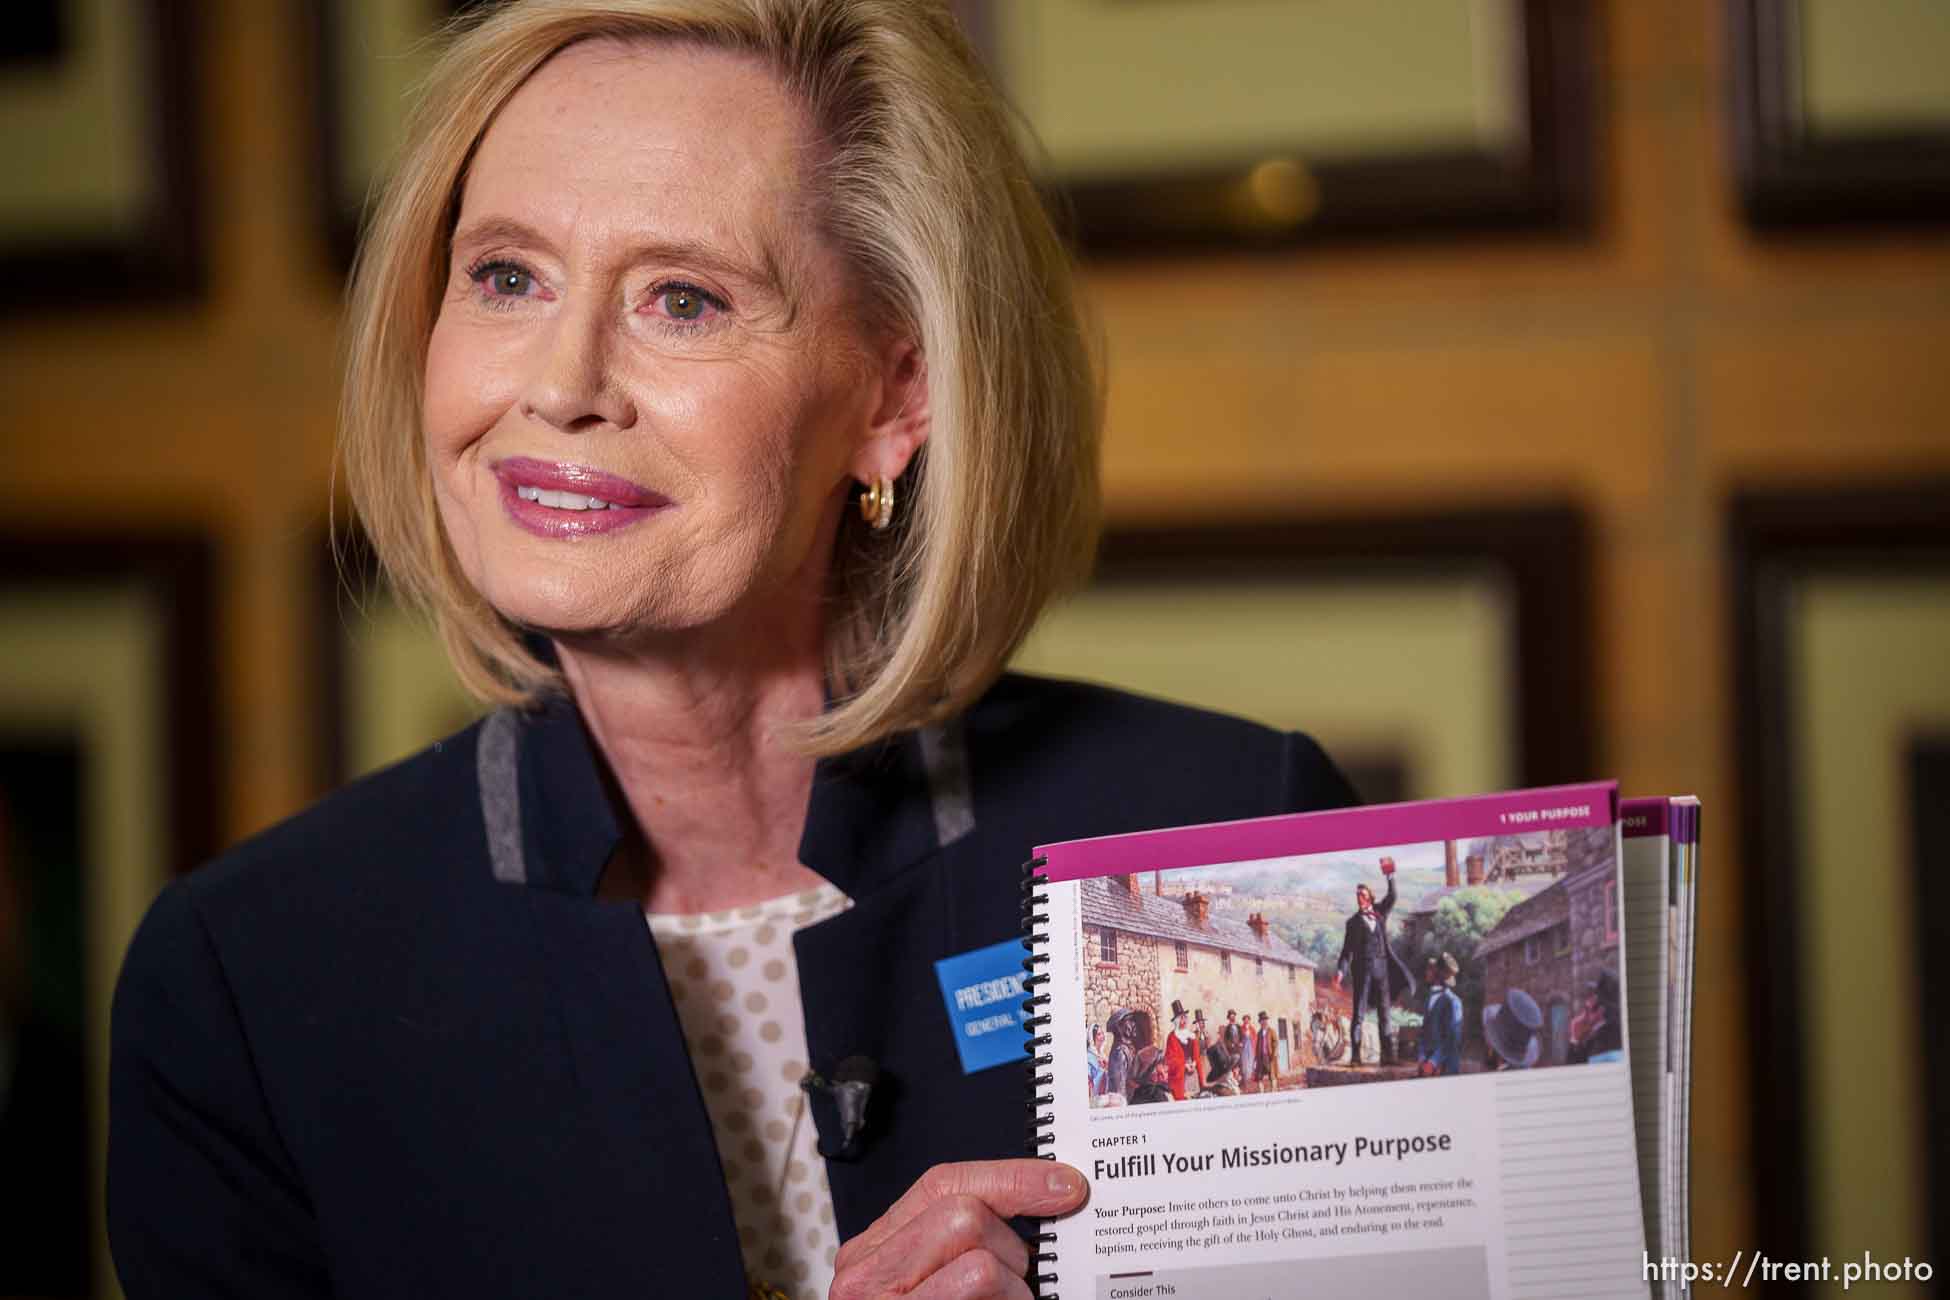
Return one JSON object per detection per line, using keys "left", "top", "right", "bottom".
{"left": 858, "top": 475, "right": 895, "bottom": 532}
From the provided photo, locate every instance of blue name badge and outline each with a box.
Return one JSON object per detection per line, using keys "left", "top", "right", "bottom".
{"left": 933, "top": 939, "right": 1030, "bottom": 1075}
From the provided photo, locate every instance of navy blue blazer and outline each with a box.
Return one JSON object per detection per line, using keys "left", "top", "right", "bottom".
{"left": 108, "top": 673, "right": 1354, "bottom": 1297}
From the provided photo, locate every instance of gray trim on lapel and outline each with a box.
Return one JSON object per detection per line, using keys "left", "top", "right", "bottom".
{"left": 916, "top": 717, "right": 975, "bottom": 849}
{"left": 478, "top": 708, "right": 527, "bottom": 885}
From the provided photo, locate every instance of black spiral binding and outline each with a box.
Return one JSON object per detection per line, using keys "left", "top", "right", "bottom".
{"left": 1020, "top": 855, "right": 1059, "bottom": 1298}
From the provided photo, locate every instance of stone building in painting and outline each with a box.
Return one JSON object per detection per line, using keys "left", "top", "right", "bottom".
{"left": 1081, "top": 873, "right": 1316, "bottom": 1072}
{"left": 1475, "top": 826, "right": 1620, "bottom": 1065}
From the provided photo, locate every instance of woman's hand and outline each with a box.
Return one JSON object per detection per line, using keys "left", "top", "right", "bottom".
{"left": 829, "top": 1159, "right": 1087, "bottom": 1299}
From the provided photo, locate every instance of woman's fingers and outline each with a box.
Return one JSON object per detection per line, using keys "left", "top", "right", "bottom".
{"left": 829, "top": 1159, "right": 1086, "bottom": 1299}
{"left": 839, "top": 1159, "right": 1084, "bottom": 1264}
{"left": 906, "top": 1248, "right": 1035, "bottom": 1300}
{"left": 875, "top": 1192, "right": 1030, "bottom": 1287}
{"left": 829, "top": 1196, "right": 1026, "bottom": 1298}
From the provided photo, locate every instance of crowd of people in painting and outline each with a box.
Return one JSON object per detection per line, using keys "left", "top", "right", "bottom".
{"left": 1086, "top": 1001, "right": 1289, "bottom": 1105}
{"left": 1085, "top": 959, "right": 1622, "bottom": 1103}
{"left": 1084, "top": 858, "right": 1626, "bottom": 1102}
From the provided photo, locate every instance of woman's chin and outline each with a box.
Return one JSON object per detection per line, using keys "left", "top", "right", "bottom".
{"left": 473, "top": 553, "right": 805, "bottom": 653}
{"left": 480, "top": 586, "right": 649, "bottom": 643}
{"left": 490, "top": 591, "right": 728, "bottom": 649}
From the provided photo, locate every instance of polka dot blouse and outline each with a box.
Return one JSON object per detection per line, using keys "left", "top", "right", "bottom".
{"left": 647, "top": 883, "right": 852, "bottom": 1298}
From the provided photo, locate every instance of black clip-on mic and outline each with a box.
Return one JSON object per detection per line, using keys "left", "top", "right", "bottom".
{"left": 800, "top": 1055, "right": 880, "bottom": 1161}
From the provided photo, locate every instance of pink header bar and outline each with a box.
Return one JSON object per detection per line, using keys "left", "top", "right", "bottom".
{"left": 1621, "top": 797, "right": 1671, "bottom": 839}
{"left": 1035, "top": 781, "right": 1619, "bottom": 883}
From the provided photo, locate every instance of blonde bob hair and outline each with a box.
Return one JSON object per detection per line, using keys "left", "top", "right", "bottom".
{"left": 342, "top": 0, "right": 1100, "bottom": 755}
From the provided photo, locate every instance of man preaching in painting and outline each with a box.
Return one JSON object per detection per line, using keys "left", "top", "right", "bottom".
{"left": 1334, "top": 857, "right": 1416, "bottom": 1065}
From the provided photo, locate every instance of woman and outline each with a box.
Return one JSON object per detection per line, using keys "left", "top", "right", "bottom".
{"left": 107, "top": 2, "right": 1353, "bottom": 1297}
{"left": 1235, "top": 1003, "right": 1258, "bottom": 1092}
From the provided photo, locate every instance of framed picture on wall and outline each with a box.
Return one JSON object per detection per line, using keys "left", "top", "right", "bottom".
{"left": 1730, "top": 481, "right": 1950, "bottom": 1275}
{"left": 0, "top": 532, "right": 219, "bottom": 1296}
{"left": 1727, "top": 0, "right": 1950, "bottom": 226}
{"left": 0, "top": 0, "right": 201, "bottom": 307}
{"left": 1012, "top": 505, "right": 1596, "bottom": 801}
{"left": 314, "top": 525, "right": 484, "bottom": 790}
{"left": 303, "top": 0, "right": 490, "bottom": 265}
{"left": 951, "top": 0, "right": 1595, "bottom": 251}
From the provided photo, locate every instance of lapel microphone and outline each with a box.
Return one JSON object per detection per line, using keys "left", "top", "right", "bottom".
{"left": 800, "top": 1056, "right": 880, "bottom": 1161}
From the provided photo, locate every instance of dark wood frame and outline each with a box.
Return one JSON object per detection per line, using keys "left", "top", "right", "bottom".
{"left": 300, "top": 0, "right": 360, "bottom": 269}
{"left": 305, "top": 0, "right": 401, "bottom": 269}
{"left": 1727, "top": 0, "right": 1950, "bottom": 228}
{"left": 958, "top": 0, "right": 1597, "bottom": 254}
{"left": 311, "top": 519, "right": 492, "bottom": 791}
{"left": 303, "top": 0, "right": 488, "bottom": 269}
{"left": 1, "top": 0, "right": 203, "bottom": 310}
{"left": 1910, "top": 733, "right": 1950, "bottom": 1272}
{"left": 1729, "top": 480, "right": 1950, "bottom": 1272}
{"left": 1089, "top": 503, "right": 1597, "bottom": 789}
{"left": 0, "top": 533, "right": 221, "bottom": 878}
{"left": 312, "top": 520, "right": 385, "bottom": 792}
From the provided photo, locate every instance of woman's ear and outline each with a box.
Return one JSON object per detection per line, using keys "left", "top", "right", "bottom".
{"left": 853, "top": 337, "right": 929, "bottom": 483}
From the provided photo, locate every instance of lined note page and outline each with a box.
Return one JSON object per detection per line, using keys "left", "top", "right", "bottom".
{"left": 1497, "top": 1067, "right": 1652, "bottom": 1299}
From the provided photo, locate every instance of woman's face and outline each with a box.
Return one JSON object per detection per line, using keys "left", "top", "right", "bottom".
{"left": 424, "top": 39, "right": 910, "bottom": 640}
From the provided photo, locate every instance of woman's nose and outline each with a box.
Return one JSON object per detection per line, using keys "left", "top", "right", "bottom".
{"left": 519, "top": 302, "right": 638, "bottom": 433}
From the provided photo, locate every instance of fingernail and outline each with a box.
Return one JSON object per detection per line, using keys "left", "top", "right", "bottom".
{"left": 1047, "top": 1166, "right": 1083, "bottom": 1197}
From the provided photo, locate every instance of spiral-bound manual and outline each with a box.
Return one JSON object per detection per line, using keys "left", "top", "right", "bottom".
{"left": 1021, "top": 853, "right": 1059, "bottom": 1297}
{"left": 1020, "top": 782, "right": 1697, "bottom": 1300}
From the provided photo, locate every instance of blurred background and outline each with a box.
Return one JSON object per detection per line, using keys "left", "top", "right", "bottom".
{"left": 1, "top": 0, "right": 1947, "bottom": 1295}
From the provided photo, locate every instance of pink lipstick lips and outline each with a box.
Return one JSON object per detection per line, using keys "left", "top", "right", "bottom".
{"left": 492, "top": 457, "right": 670, "bottom": 538}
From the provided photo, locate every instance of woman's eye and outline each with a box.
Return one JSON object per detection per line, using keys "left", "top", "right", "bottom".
{"left": 467, "top": 260, "right": 539, "bottom": 299}
{"left": 650, "top": 282, "right": 723, "bottom": 325}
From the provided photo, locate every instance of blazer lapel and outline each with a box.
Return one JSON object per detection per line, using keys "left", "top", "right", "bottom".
{"left": 480, "top": 702, "right": 745, "bottom": 1287}
{"left": 524, "top": 890, "right": 748, "bottom": 1291}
